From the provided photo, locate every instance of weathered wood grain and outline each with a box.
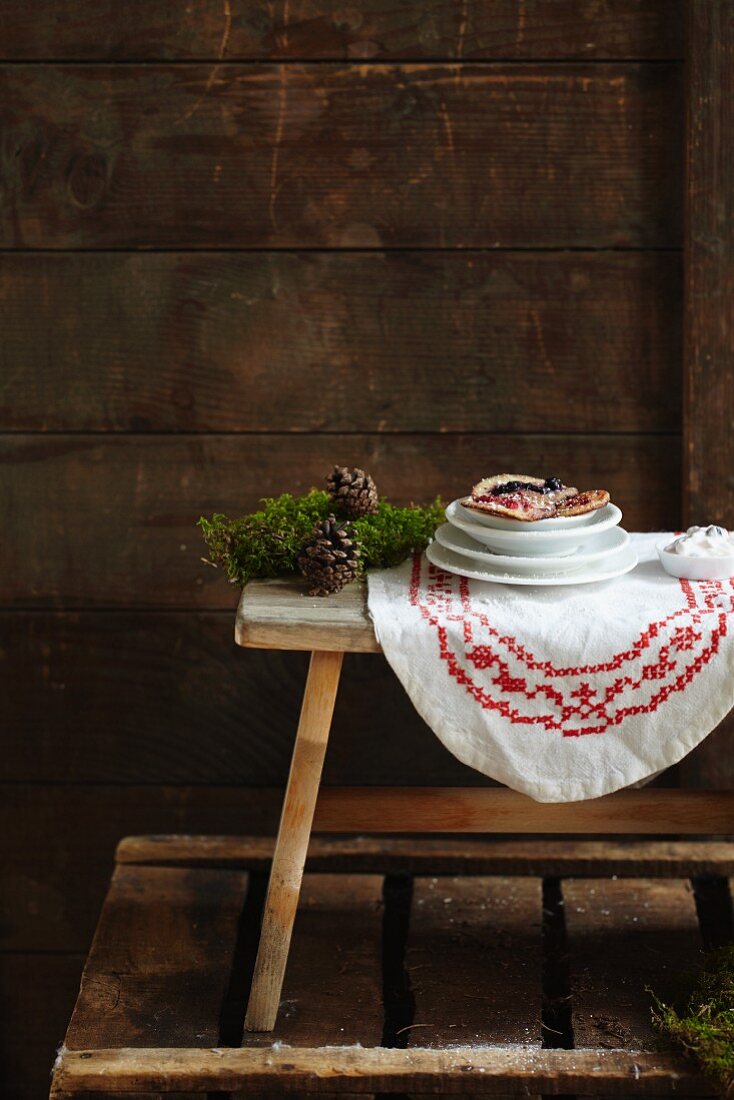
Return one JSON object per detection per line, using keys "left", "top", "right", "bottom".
{"left": 1, "top": 1, "right": 684, "bottom": 61}
{"left": 52, "top": 1045, "right": 711, "bottom": 1095}
{"left": 245, "top": 874, "right": 384, "bottom": 1047}
{"left": 0, "top": 433, "right": 680, "bottom": 608}
{"left": 64, "top": 863, "right": 248, "bottom": 1049}
{"left": 0, "top": 952, "right": 85, "bottom": 1100}
{"left": 1, "top": 611, "right": 488, "bottom": 783}
{"left": 683, "top": 0, "right": 734, "bottom": 529}
{"left": 0, "top": 784, "right": 283, "bottom": 952}
{"left": 117, "top": 834, "right": 734, "bottom": 878}
{"left": 54, "top": 1092, "right": 203, "bottom": 1099}
{"left": 407, "top": 876, "right": 542, "bottom": 1045}
{"left": 0, "top": 251, "right": 682, "bottom": 434}
{"left": 680, "top": 0, "right": 734, "bottom": 795}
{"left": 0, "top": 63, "right": 682, "bottom": 248}
{"left": 311, "top": 788, "right": 734, "bottom": 835}
{"left": 564, "top": 878, "right": 702, "bottom": 1050}
{"left": 59, "top": 870, "right": 383, "bottom": 1097}
{"left": 1, "top": 613, "right": 483, "bottom": 785}
{"left": 1, "top": 612, "right": 303, "bottom": 783}
{"left": 237, "top": 577, "right": 378, "bottom": 652}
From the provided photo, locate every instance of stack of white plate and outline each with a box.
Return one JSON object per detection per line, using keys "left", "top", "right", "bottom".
{"left": 426, "top": 498, "right": 638, "bottom": 586}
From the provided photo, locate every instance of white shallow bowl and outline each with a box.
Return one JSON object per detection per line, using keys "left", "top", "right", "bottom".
{"left": 657, "top": 539, "right": 734, "bottom": 581}
{"left": 426, "top": 540, "right": 638, "bottom": 587}
{"left": 456, "top": 498, "right": 601, "bottom": 531}
{"left": 445, "top": 500, "right": 623, "bottom": 558}
{"left": 435, "top": 523, "right": 630, "bottom": 576}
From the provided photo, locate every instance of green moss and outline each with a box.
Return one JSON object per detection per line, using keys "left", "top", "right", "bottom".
{"left": 198, "top": 491, "right": 444, "bottom": 587}
{"left": 653, "top": 946, "right": 734, "bottom": 1096}
{"left": 352, "top": 498, "right": 444, "bottom": 570}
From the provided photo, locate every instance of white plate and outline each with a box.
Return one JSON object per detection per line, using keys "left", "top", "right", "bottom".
{"left": 445, "top": 500, "right": 623, "bottom": 558}
{"left": 435, "top": 523, "right": 630, "bottom": 575}
{"left": 426, "top": 540, "right": 638, "bottom": 586}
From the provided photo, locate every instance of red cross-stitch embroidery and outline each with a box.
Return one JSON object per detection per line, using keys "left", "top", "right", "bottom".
{"left": 408, "top": 554, "right": 734, "bottom": 737}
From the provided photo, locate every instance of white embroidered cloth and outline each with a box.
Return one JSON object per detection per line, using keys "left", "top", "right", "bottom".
{"left": 367, "top": 533, "right": 734, "bottom": 802}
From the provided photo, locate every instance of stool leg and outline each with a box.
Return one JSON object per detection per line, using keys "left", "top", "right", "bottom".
{"left": 245, "top": 649, "right": 344, "bottom": 1032}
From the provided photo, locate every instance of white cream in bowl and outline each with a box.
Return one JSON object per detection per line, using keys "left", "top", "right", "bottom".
{"left": 658, "top": 526, "right": 734, "bottom": 580}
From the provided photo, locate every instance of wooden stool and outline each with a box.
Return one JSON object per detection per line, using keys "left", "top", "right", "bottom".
{"left": 51, "top": 833, "right": 733, "bottom": 1097}
{"left": 236, "top": 578, "right": 734, "bottom": 1032}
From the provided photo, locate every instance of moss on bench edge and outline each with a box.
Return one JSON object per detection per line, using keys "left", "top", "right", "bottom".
{"left": 654, "top": 945, "right": 734, "bottom": 1097}
{"left": 199, "top": 490, "right": 444, "bottom": 587}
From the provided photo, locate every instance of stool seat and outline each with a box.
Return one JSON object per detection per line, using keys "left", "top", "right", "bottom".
{"left": 236, "top": 576, "right": 379, "bottom": 652}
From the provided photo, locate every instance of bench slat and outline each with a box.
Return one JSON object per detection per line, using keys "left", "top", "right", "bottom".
{"left": 64, "top": 864, "right": 248, "bottom": 1050}
{"left": 245, "top": 874, "right": 385, "bottom": 1049}
{"left": 565, "top": 878, "right": 702, "bottom": 1050}
{"left": 54, "top": 1045, "right": 711, "bottom": 1095}
{"left": 408, "top": 876, "right": 543, "bottom": 1047}
{"left": 311, "top": 787, "right": 734, "bottom": 835}
{"left": 116, "top": 834, "right": 734, "bottom": 877}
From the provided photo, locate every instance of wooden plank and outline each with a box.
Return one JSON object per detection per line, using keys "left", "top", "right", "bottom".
{"left": 1, "top": 1, "right": 684, "bottom": 61}
{"left": 117, "top": 835, "right": 734, "bottom": 878}
{"left": 52, "top": 1045, "right": 710, "bottom": 1095}
{"left": 52, "top": 1093, "right": 204, "bottom": 1099}
{"left": 0, "top": 433, "right": 680, "bottom": 608}
{"left": 683, "top": 0, "right": 734, "bottom": 529}
{"left": 0, "top": 783, "right": 283, "bottom": 952}
{"left": 407, "top": 876, "right": 542, "bottom": 1045}
{"left": 52, "top": 1086, "right": 203, "bottom": 1095}
{"left": 0, "top": 251, "right": 681, "bottom": 434}
{"left": 246, "top": 650, "right": 343, "bottom": 1031}
{"left": 50, "top": 1091, "right": 206, "bottom": 1099}
{"left": 680, "top": 0, "right": 734, "bottom": 794}
{"left": 311, "top": 788, "right": 734, "bottom": 835}
{"left": 1, "top": 612, "right": 310, "bottom": 782}
{"left": 564, "top": 878, "right": 702, "bottom": 1050}
{"left": 237, "top": 578, "right": 378, "bottom": 652}
{"left": 1, "top": 613, "right": 479, "bottom": 785}
{"left": 0, "top": 952, "right": 85, "bottom": 1100}
{"left": 64, "top": 863, "right": 248, "bottom": 1049}
{"left": 245, "top": 874, "right": 384, "bottom": 1047}
{"left": 0, "top": 63, "right": 681, "bottom": 248}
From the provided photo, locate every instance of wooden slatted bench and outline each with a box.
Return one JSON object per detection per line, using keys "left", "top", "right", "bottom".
{"left": 50, "top": 834, "right": 733, "bottom": 1097}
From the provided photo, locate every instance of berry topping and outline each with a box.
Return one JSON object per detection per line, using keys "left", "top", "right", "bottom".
{"left": 485, "top": 477, "right": 565, "bottom": 497}
{"left": 491, "top": 480, "right": 540, "bottom": 495}
{"left": 544, "top": 476, "right": 563, "bottom": 491}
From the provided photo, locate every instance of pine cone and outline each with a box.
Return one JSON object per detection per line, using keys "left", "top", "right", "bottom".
{"left": 297, "top": 514, "right": 361, "bottom": 596}
{"left": 327, "top": 465, "right": 379, "bottom": 517}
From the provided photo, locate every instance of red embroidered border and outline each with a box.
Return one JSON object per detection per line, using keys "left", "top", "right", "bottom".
{"left": 409, "top": 554, "right": 734, "bottom": 737}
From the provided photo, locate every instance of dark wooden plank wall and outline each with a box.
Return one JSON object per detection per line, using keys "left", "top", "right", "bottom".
{"left": 679, "top": 0, "right": 734, "bottom": 789}
{"left": 0, "top": 3, "right": 685, "bottom": 1096}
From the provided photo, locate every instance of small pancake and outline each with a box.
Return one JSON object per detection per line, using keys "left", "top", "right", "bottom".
{"left": 464, "top": 474, "right": 610, "bottom": 523}
{"left": 555, "top": 489, "right": 610, "bottom": 517}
